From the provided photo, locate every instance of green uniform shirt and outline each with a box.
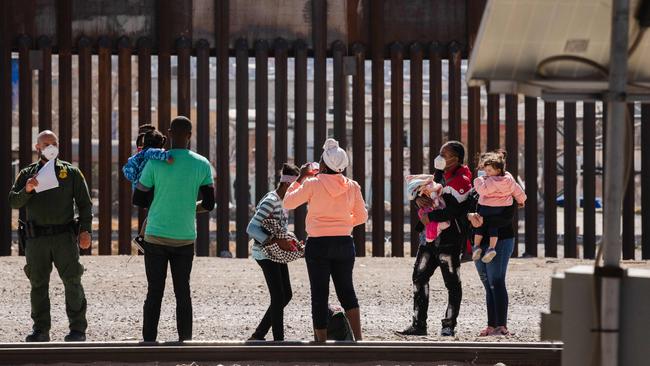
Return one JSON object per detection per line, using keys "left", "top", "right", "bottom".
{"left": 139, "top": 149, "right": 213, "bottom": 241}
{"left": 8, "top": 159, "right": 93, "bottom": 233}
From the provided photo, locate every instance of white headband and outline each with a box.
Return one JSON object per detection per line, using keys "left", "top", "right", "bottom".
{"left": 280, "top": 174, "right": 299, "bottom": 183}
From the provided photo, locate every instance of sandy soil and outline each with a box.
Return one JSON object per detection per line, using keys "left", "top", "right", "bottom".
{"left": 0, "top": 256, "right": 648, "bottom": 343}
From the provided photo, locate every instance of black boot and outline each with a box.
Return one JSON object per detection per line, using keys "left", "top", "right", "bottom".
{"left": 247, "top": 333, "right": 266, "bottom": 341}
{"left": 64, "top": 330, "right": 86, "bottom": 342}
{"left": 395, "top": 325, "right": 427, "bottom": 336}
{"left": 440, "top": 326, "right": 455, "bottom": 337}
{"left": 25, "top": 329, "right": 50, "bottom": 342}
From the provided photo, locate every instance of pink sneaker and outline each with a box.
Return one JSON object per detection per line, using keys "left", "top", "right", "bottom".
{"left": 478, "top": 326, "right": 495, "bottom": 337}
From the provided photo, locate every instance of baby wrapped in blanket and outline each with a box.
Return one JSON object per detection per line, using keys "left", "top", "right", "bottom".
{"left": 405, "top": 174, "right": 450, "bottom": 243}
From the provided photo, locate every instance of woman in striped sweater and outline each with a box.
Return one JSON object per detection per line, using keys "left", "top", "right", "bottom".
{"left": 246, "top": 163, "right": 301, "bottom": 341}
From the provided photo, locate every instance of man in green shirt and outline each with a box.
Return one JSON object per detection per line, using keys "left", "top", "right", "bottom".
{"left": 133, "top": 116, "right": 215, "bottom": 342}
{"left": 8, "top": 130, "right": 92, "bottom": 342}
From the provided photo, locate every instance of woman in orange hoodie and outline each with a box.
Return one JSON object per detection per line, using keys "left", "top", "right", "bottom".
{"left": 283, "top": 138, "right": 368, "bottom": 342}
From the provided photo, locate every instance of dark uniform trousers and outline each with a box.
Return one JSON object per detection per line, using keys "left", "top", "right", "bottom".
{"left": 9, "top": 159, "right": 92, "bottom": 334}
{"left": 25, "top": 232, "right": 87, "bottom": 333}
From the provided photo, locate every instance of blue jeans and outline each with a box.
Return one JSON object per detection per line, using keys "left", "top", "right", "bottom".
{"left": 474, "top": 237, "right": 514, "bottom": 327}
{"left": 305, "top": 236, "right": 359, "bottom": 329}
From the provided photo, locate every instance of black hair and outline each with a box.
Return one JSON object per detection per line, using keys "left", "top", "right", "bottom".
{"left": 142, "top": 130, "right": 166, "bottom": 149}
{"left": 170, "top": 116, "right": 192, "bottom": 134}
{"left": 442, "top": 140, "right": 466, "bottom": 164}
{"left": 136, "top": 124, "right": 156, "bottom": 147}
{"left": 281, "top": 163, "right": 300, "bottom": 177}
{"left": 138, "top": 124, "right": 156, "bottom": 134}
{"left": 276, "top": 163, "right": 300, "bottom": 191}
{"left": 317, "top": 157, "right": 341, "bottom": 175}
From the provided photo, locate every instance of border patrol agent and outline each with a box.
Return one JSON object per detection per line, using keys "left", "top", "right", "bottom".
{"left": 8, "top": 130, "right": 92, "bottom": 342}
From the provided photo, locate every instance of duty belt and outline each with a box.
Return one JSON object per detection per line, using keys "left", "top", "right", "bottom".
{"left": 20, "top": 220, "right": 79, "bottom": 240}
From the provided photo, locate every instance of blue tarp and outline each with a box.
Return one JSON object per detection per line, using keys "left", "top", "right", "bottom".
{"left": 556, "top": 195, "right": 603, "bottom": 209}
{"left": 11, "top": 58, "right": 18, "bottom": 109}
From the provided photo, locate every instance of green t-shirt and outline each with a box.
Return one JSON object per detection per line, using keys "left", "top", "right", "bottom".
{"left": 139, "top": 149, "right": 214, "bottom": 241}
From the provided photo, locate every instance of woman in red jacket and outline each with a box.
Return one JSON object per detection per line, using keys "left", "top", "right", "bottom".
{"left": 397, "top": 141, "right": 472, "bottom": 337}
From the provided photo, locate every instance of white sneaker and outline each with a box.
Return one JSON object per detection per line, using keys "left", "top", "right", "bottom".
{"left": 482, "top": 248, "right": 497, "bottom": 263}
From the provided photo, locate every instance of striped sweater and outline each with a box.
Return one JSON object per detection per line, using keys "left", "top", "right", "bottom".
{"left": 246, "top": 191, "right": 288, "bottom": 260}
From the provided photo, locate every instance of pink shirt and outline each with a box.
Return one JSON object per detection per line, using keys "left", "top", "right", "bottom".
{"left": 283, "top": 174, "right": 368, "bottom": 238}
{"left": 474, "top": 172, "right": 527, "bottom": 207}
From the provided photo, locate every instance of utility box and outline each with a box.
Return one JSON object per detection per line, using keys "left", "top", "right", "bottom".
{"left": 541, "top": 265, "right": 650, "bottom": 366}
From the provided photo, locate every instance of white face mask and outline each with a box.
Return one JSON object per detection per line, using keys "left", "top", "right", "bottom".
{"left": 477, "top": 170, "right": 486, "bottom": 177}
{"left": 41, "top": 145, "right": 59, "bottom": 161}
{"left": 434, "top": 155, "right": 447, "bottom": 171}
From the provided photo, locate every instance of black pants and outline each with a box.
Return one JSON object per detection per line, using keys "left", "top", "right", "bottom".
{"left": 254, "top": 259, "right": 293, "bottom": 341}
{"left": 305, "top": 236, "right": 359, "bottom": 329}
{"left": 411, "top": 234, "right": 462, "bottom": 329}
{"left": 142, "top": 242, "right": 194, "bottom": 342}
{"left": 475, "top": 205, "right": 508, "bottom": 238}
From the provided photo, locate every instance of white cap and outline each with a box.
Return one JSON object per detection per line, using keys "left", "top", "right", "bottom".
{"left": 321, "top": 138, "right": 349, "bottom": 173}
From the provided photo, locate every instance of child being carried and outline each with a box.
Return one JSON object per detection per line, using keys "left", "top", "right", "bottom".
{"left": 405, "top": 174, "right": 450, "bottom": 243}
{"left": 472, "top": 150, "right": 526, "bottom": 263}
{"left": 122, "top": 126, "right": 173, "bottom": 252}
{"left": 122, "top": 126, "right": 173, "bottom": 188}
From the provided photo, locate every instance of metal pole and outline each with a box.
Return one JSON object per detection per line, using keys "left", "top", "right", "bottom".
{"left": 603, "top": 0, "right": 628, "bottom": 268}
{"left": 599, "top": 1, "right": 629, "bottom": 365}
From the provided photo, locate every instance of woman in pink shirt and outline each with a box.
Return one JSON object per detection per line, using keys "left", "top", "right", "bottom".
{"left": 472, "top": 150, "right": 526, "bottom": 263}
{"left": 283, "top": 138, "right": 368, "bottom": 342}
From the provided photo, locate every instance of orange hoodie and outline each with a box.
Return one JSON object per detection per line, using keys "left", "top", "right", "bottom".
{"left": 283, "top": 174, "right": 368, "bottom": 238}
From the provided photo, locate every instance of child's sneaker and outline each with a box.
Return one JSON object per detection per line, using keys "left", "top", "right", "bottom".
{"left": 132, "top": 235, "right": 145, "bottom": 254}
{"left": 482, "top": 248, "right": 497, "bottom": 263}
{"left": 472, "top": 246, "right": 482, "bottom": 261}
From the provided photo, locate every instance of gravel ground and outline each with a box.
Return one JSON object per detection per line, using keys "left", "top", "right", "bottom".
{"left": 0, "top": 256, "right": 648, "bottom": 344}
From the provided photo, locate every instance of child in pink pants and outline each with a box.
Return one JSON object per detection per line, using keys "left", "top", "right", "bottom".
{"left": 405, "top": 175, "right": 450, "bottom": 243}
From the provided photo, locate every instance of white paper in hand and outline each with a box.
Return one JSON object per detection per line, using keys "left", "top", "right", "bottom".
{"left": 34, "top": 159, "right": 60, "bottom": 193}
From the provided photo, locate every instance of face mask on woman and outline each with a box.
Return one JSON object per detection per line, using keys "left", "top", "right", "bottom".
{"left": 434, "top": 155, "right": 447, "bottom": 170}
{"left": 41, "top": 145, "right": 59, "bottom": 161}
{"left": 434, "top": 153, "right": 460, "bottom": 171}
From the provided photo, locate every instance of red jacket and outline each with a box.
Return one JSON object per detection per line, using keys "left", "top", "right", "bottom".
{"left": 443, "top": 165, "right": 473, "bottom": 203}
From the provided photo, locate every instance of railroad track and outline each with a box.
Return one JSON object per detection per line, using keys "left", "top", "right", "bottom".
{"left": 0, "top": 341, "right": 562, "bottom": 365}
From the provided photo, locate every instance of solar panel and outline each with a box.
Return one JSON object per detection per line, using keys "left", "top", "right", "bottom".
{"left": 467, "top": 0, "right": 650, "bottom": 100}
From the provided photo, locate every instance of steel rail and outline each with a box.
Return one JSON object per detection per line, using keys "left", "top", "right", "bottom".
{"left": 0, "top": 341, "right": 562, "bottom": 365}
